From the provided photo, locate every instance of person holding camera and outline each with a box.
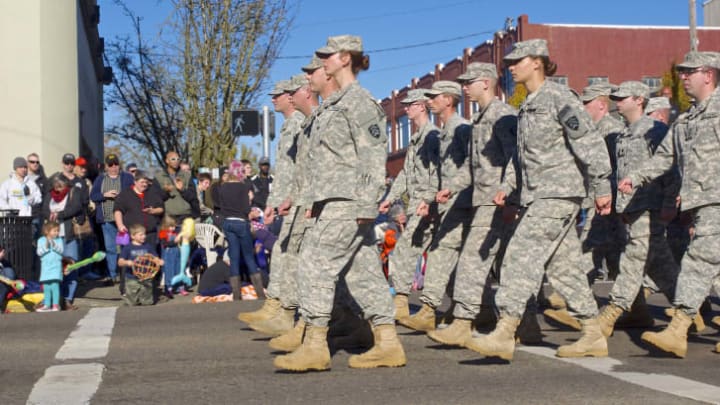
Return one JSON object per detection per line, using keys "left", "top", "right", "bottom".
{"left": 0, "top": 157, "right": 42, "bottom": 216}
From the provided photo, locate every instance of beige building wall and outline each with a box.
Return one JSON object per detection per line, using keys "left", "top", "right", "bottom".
{"left": 0, "top": 0, "right": 103, "bottom": 177}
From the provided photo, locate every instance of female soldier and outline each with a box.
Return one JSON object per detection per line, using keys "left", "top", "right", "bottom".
{"left": 274, "top": 35, "right": 406, "bottom": 372}
{"left": 465, "top": 39, "right": 613, "bottom": 360}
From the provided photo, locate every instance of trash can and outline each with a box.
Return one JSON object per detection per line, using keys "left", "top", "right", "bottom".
{"left": 0, "top": 210, "right": 35, "bottom": 281}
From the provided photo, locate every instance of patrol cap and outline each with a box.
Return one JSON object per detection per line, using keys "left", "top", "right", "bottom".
{"left": 287, "top": 74, "right": 310, "bottom": 92}
{"left": 503, "top": 39, "right": 549, "bottom": 62}
{"left": 645, "top": 97, "right": 672, "bottom": 114}
{"left": 315, "top": 35, "right": 363, "bottom": 56}
{"left": 401, "top": 89, "right": 429, "bottom": 104}
{"left": 610, "top": 81, "right": 650, "bottom": 100}
{"left": 301, "top": 55, "right": 324, "bottom": 73}
{"left": 268, "top": 80, "right": 292, "bottom": 96}
{"left": 424, "top": 80, "right": 462, "bottom": 97}
{"left": 676, "top": 51, "right": 720, "bottom": 70}
{"left": 579, "top": 82, "right": 617, "bottom": 102}
{"left": 457, "top": 62, "right": 498, "bottom": 82}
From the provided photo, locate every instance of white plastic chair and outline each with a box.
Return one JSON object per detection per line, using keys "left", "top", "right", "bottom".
{"left": 195, "top": 223, "right": 226, "bottom": 267}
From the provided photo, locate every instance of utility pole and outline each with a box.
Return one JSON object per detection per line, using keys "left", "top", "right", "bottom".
{"left": 689, "top": 0, "right": 698, "bottom": 51}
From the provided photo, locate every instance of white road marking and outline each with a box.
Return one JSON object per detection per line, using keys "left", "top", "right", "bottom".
{"left": 519, "top": 346, "right": 720, "bottom": 405}
{"left": 27, "top": 307, "right": 118, "bottom": 404}
{"left": 55, "top": 307, "right": 117, "bottom": 360}
{"left": 27, "top": 363, "right": 105, "bottom": 405}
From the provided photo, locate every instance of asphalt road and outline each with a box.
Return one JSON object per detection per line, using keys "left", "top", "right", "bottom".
{"left": 2, "top": 282, "right": 719, "bottom": 405}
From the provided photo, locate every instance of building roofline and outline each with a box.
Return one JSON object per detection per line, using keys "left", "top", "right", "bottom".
{"left": 541, "top": 22, "right": 720, "bottom": 30}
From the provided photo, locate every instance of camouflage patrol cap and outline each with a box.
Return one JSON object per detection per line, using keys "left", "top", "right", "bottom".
{"left": 302, "top": 55, "right": 324, "bottom": 73}
{"left": 579, "top": 82, "right": 617, "bottom": 102}
{"left": 401, "top": 89, "right": 429, "bottom": 104}
{"left": 610, "top": 81, "right": 650, "bottom": 100}
{"left": 268, "top": 80, "right": 292, "bottom": 96}
{"left": 424, "top": 80, "right": 462, "bottom": 97}
{"left": 645, "top": 97, "right": 672, "bottom": 114}
{"left": 503, "top": 39, "right": 549, "bottom": 62}
{"left": 315, "top": 35, "right": 363, "bottom": 56}
{"left": 287, "top": 74, "right": 310, "bottom": 92}
{"left": 457, "top": 62, "right": 498, "bottom": 82}
{"left": 677, "top": 51, "right": 720, "bottom": 70}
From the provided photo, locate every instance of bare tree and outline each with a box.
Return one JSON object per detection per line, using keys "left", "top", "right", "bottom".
{"left": 104, "top": 3, "right": 186, "bottom": 170}
{"left": 174, "top": 0, "right": 292, "bottom": 168}
{"left": 104, "top": 0, "right": 293, "bottom": 171}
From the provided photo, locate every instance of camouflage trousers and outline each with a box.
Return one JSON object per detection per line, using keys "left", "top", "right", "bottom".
{"left": 495, "top": 198, "right": 598, "bottom": 319}
{"left": 582, "top": 208, "right": 626, "bottom": 280}
{"left": 389, "top": 206, "right": 436, "bottom": 295}
{"left": 266, "top": 206, "right": 310, "bottom": 309}
{"left": 296, "top": 202, "right": 394, "bottom": 327}
{"left": 451, "top": 205, "right": 509, "bottom": 320}
{"left": 418, "top": 206, "right": 474, "bottom": 309}
{"left": 609, "top": 209, "right": 678, "bottom": 310}
{"left": 675, "top": 204, "right": 720, "bottom": 315}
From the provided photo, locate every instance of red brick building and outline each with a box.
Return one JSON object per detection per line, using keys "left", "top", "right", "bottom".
{"left": 384, "top": 14, "right": 720, "bottom": 176}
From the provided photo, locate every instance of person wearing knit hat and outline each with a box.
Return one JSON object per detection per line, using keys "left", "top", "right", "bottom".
{"left": 0, "top": 156, "right": 42, "bottom": 216}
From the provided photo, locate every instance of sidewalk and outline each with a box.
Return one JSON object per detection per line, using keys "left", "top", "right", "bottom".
{"left": 73, "top": 278, "right": 196, "bottom": 308}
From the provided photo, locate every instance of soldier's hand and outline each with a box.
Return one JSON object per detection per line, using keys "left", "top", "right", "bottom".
{"left": 304, "top": 209, "right": 312, "bottom": 219}
{"left": 493, "top": 191, "right": 507, "bottom": 207}
{"left": 618, "top": 178, "right": 633, "bottom": 194}
{"left": 378, "top": 200, "right": 391, "bottom": 214}
{"left": 416, "top": 201, "right": 429, "bottom": 217}
{"left": 436, "top": 189, "right": 451, "bottom": 204}
{"left": 278, "top": 199, "right": 292, "bottom": 216}
{"left": 264, "top": 206, "right": 275, "bottom": 224}
{"left": 595, "top": 194, "right": 612, "bottom": 215}
{"left": 502, "top": 205, "right": 519, "bottom": 224}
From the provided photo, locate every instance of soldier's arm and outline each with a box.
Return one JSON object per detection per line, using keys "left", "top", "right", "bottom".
{"left": 628, "top": 126, "right": 676, "bottom": 189}
{"left": 558, "top": 102, "right": 612, "bottom": 199}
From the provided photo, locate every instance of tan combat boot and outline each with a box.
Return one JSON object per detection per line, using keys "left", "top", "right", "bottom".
{"left": 516, "top": 311, "right": 543, "bottom": 344}
{"left": 274, "top": 325, "right": 331, "bottom": 371}
{"left": 712, "top": 316, "right": 720, "bottom": 329}
{"left": 474, "top": 305, "right": 497, "bottom": 329}
{"left": 547, "top": 291, "right": 567, "bottom": 309}
{"left": 348, "top": 324, "right": 406, "bottom": 368}
{"left": 664, "top": 308, "right": 706, "bottom": 333}
{"left": 237, "top": 297, "right": 281, "bottom": 324}
{"left": 556, "top": 317, "right": 608, "bottom": 358}
{"left": 464, "top": 316, "right": 520, "bottom": 361}
{"left": 394, "top": 294, "right": 410, "bottom": 321}
{"left": 397, "top": 303, "right": 435, "bottom": 332}
{"left": 248, "top": 306, "right": 295, "bottom": 336}
{"left": 614, "top": 295, "right": 654, "bottom": 330}
{"left": 330, "top": 321, "right": 374, "bottom": 350}
{"left": 436, "top": 302, "right": 456, "bottom": 327}
{"left": 715, "top": 341, "right": 720, "bottom": 353}
{"left": 641, "top": 309, "right": 692, "bottom": 358}
{"left": 543, "top": 308, "right": 582, "bottom": 330}
{"left": 269, "top": 319, "right": 306, "bottom": 352}
{"left": 427, "top": 318, "right": 472, "bottom": 346}
{"left": 597, "top": 304, "right": 624, "bottom": 337}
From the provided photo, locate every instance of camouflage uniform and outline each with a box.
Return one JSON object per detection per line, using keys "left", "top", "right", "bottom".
{"left": 265, "top": 108, "right": 305, "bottom": 307}
{"left": 628, "top": 83, "right": 720, "bottom": 316}
{"left": 385, "top": 96, "right": 441, "bottom": 296}
{"left": 444, "top": 98, "right": 517, "bottom": 319}
{"left": 582, "top": 112, "right": 627, "bottom": 278}
{"left": 296, "top": 82, "right": 394, "bottom": 327}
{"left": 494, "top": 80, "right": 612, "bottom": 320}
{"left": 418, "top": 107, "right": 473, "bottom": 310}
{"left": 611, "top": 104, "right": 679, "bottom": 311}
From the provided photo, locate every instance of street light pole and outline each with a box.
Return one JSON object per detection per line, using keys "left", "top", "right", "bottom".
{"left": 690, "top": 0, "right": 698, "bottom": 51}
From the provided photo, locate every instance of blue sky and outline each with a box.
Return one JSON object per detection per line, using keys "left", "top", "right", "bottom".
{"left": 98, "top": 0, "right": 705, "bottom": 160}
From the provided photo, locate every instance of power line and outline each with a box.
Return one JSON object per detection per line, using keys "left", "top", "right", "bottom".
{"left": 276, "top": 30, "right": 494, "bottom": 60}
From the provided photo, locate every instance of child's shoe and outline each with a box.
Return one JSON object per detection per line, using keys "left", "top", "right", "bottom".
{"left": 36, "top": 306, "right": 52, "bottom": 312}
{"left": 178, "top": 287, "right": 189, "bottom": 296}
{"left": 51, "top": 305, "right": 60, "bottom": 312}
{"left": 164, "top": 287, "right": 174, "bottom": 299}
